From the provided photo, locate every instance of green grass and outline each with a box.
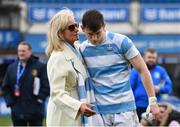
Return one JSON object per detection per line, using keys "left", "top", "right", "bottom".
{"left": 0, "top": 116, "right": 46, "bottom": 126}
{"left": 0, "top": 116, "right": 12, "bottom": 126}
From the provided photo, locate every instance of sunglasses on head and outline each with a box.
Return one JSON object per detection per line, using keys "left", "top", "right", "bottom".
{"left": 67, "top": 23, "right": 79, "bottom": 32}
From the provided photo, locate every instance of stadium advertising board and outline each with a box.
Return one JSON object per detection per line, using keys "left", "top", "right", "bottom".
{"left": 140, "top": 4, "right": 180, "bottom": 22}
{"left": 129, "top": 35, "right": 180, "bottom": 53}
{"left": 0, "top": 30, "right": 20, "bottom": 47}
{"left": 25, "top": 34, "right": 180, "bottom": 54}
{"left": 25, "top": 34, "right": 47, "bottom": 54}
{"left": 28, "top": 4, "right": 129, "bottom": 22}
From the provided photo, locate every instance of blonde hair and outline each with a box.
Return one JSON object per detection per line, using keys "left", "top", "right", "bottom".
{"left": 46, "top": 9, "right": 74, "bottom": 56}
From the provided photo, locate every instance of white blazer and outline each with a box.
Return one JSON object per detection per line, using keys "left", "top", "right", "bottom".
{"left": 46, "top": 43, "right": 87, "bottom": 126}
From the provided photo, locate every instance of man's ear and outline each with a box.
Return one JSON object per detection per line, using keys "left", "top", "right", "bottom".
{"left": 103, "top": 24, "right": 106, "bottom": 31}
{"left": 81, "top": 25, "right": 85, "bottom": 32}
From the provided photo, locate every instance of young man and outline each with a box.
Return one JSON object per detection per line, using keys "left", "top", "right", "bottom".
{"left": 80, "top": 9, "right": 159, "bottom": 126}
{"left": 130, "top": 48, "right": 172, "bottom": 120}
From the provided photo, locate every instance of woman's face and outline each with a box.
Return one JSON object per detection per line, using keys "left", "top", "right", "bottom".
{"left": 158, "top": 106, "right": 167, "bottom": 122}
{"left": 60, "top": 17, "right": 79, "bottom": 44}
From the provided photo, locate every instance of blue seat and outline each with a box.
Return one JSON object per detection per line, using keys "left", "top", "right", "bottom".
{"left": 25, "top": 0, "right": 132, "bottom": 3}
{"left": 140, "top": 0, "right": 180, "bottom": 3}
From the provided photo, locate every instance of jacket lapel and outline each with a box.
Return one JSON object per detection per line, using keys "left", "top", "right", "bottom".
{"left": 62, "top": 43, "right": 87, "bottom": 77}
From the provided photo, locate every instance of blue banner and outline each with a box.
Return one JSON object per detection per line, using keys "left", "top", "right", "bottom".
{"left": 140, "top": 4, "right": 180, "bottom": 22}
{"left": 28, "top": 4, "right": 129, "bottom": 22}
{"left": 25, "top": 34, "right": 47, "bottom": 54}
{"left": 24, "top": 34, "right": 180, "bottom": 54}
{"left": 129, "top": 35, "right": 180, "bottom": 53}
{"left": 0, "top": 30, "right": 20, "bottom": 47}
{"left": 25, "top": 34, "right": 86, "bottom": 54}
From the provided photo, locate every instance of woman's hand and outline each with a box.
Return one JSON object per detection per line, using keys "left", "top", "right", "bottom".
{"left": 80, "top": 103, "right": 96, "bottom": 117}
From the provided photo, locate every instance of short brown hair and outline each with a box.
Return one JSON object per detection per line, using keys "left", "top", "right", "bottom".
{"left": 18, "top": 41, "right": 32, "bottom": 50}
{"left": 145, "top": 48, "right": 157, "bottom": 54}
{"left": 82, "top": 9, "right": 105, "bottom": 32}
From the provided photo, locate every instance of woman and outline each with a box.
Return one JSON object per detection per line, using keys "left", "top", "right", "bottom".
{"left": 46, "top": 9, "right": 95, "bottom": 126}
{"left": 141, "top": 103, "right": 180, "bottom": 126}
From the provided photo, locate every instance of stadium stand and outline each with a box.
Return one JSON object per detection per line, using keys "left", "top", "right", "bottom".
{"left": 25, "top": 0, "right": 132, "bottom": 4}
{"left": 0, "top": 0, "right": 180, "bottom": 118}
{"left": 140, "top": 0, "right": 180, "bottom": 3}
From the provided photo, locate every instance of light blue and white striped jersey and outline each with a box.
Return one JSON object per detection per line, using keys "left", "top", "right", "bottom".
{"left": 80, "top": 31, "right": 140, "bottom": 114}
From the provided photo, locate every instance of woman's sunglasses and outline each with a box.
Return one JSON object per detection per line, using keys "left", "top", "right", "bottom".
{"left": 67, "top": 23, "right": 79, "bottom": 32}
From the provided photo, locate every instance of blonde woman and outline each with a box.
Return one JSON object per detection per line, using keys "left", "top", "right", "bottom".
{"left": 46, "top": 9, "right": 96, "bottom": 126}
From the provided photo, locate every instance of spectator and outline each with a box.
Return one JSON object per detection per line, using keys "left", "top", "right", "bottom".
{"left": 130, "top": 48, "right": 172, "bottom": 120}
{"left": 173, "top": 65, "right": 180, "bottom": 97}
{"left": 80, "top": 9, "right": 159, "bottom": 126}
{"left": 1, "top": 42, "right": 50, "bottom": 126}
{"left": 141, "top": 103, "right": 180, "bottom": 126}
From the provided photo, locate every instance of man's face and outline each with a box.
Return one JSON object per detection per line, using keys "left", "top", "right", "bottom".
{"left": 144, "top": 52, "right": 157, "bottom": 66}
{"left": 82, "top": 26, "right": 106, "bottom": 45}
{"left": 18, "top": 44, "right": 32, "bottom": 62}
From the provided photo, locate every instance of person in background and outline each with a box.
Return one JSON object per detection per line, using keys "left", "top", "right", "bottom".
{"left": 2, "top": 42, "right": 50, "bottom": 126}
{"left": 141, "top": 103, "right": 180, "bottom": 126}
{"left": 173, "top": 65, "right": 180, "bottom": 98}
{"left": 130, "top": 48, "right": 172, "bottom": 120}
{"left": 80, "top": 9, "right": 159, "bottom": 126}
{"left": 46, "top": 9, "right": 96, "bottom": 126}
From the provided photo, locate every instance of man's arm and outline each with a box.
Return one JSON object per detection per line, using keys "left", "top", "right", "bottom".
{"left": 1, "top": 67, "right": 14, "bottom": 107}
{"left": 130, "top": 54, "right": 159, "bottom": 118}
{"left": 159, "top": 69, "right": 172, "bottom": 94}
{"left": 130, "top": 54, "right": 155, "bottom": 97}
{"left": 37, "top": 63, "right": 50, "bottom": 103}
